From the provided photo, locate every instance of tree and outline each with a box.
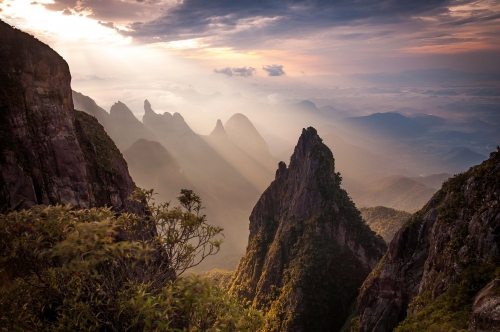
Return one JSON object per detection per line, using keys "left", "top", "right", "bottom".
{"left": 0, "top": 189, "right": 263, "bottom": 331}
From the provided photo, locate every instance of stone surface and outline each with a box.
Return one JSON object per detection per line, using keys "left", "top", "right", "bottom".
{"left": 0, "top": 21, "right": 137, "bottom": 212}
{"left": 470, "top": 278, "right": 500, "bottom": 332}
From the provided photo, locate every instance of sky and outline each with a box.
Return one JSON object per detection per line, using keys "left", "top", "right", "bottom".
{"left": 2, "top": 0, "right": 500, "bottom": 77}
{"left": 1, "top": 0, "right": 499, "bottom": 130}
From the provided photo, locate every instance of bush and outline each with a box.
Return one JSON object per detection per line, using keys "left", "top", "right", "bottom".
{"left": 0, "top": 189, "right": 263, "bottom": 331}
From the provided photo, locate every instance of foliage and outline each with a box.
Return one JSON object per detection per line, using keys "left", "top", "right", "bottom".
{"left": 73, "top": 109, "right": 123, "bottom": 174}
{"left": 360, "top": 206, "right": 411, "bottom": 243}
{"left": 394, "top": 264, "right": 500, "bottom": 332}
{"left": 0, "top": 189, "right": 262, "bottom": 331}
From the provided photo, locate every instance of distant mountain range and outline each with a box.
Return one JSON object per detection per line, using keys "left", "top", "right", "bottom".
{"left": 73, "top": 91, "right": 278, "bottom": 269}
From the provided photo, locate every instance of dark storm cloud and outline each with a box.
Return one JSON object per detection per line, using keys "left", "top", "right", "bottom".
{"left": 214, "top": 66, "right": 256, "bottom": 77}
{"left": 263, "top": 64, "right": 285, "bottom": 76}
{"left": 119, "top": 0, "right": 455, "bottom": 42}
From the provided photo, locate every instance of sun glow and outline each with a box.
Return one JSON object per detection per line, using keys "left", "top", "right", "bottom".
{"left": 0, "top": 0, "right": 129, "bottom": 44}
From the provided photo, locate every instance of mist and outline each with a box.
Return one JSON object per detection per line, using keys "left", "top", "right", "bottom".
{"left": 72, "top": 67, "right": 499, "bottom": 269}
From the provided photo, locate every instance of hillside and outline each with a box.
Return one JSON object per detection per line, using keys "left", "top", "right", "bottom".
{"left": 360, "top": 207, "right": 411, "bottom": 243}
{"left": 357, "top": 147, "right": 500, "bottom": 331}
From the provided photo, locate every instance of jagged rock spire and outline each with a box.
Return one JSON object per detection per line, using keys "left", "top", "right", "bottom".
{"left": 230, "top": 127, "right": 386, "bottom": 332}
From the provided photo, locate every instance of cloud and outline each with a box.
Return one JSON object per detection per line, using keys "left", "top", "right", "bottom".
{"left": 263, "top": 64, "right": 285, "bottom": 76}
{"left": 98, "top": 21, "right": 115, "bottom": 29}
{"left": 62, "top": 8, "right": 72, "bottom": 16}
{"left": 214, "top": 66, "right": 256, "bottom": 77}
{"left": 75, "top": 0, "right": 470, "bottom": 45}
{"left": 214, "top": 67, "right": 234, "bottom": 77}
{"left": 232, "top": 66, "right": 256, "bottom": 77}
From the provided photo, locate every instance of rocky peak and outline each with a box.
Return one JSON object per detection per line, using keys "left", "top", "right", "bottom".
{"left": 209, "top": 119, "right": 227, "bottom": 139}
{"left": 144, "top": 99, "right": 154, "bottom": 115}
{"left": 230, "top": 127, "right": 386, "bottom": 331}
{"left": 0, "top": 21, "right": 137, "bottom": 212}
{"left": 110, "top": 101, "right": 138, "bottom": 122}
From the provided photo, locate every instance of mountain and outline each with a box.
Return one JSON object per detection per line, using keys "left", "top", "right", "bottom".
{"left": 73, "top": 91, "right": 157, "bottom": 151}
{"left": 345, "top": 175, "right": 438, "bottom": 212}
{"left": 408, "top": 114, "right": 447, "bottom": 127}
{"left": 0, "top": 21, "right": 137, "bottom": 212}
{"left": 357, "top": 148, "right": 500, "bottom": 331}
{"left": 123, "top": 139, "right": 193, "bottom": 203}
{"left": 409, "top": 173, "right": 450, "bottom": 189}
{"left": 108, "top": 101, "right": 157, "bottom": 150}
{"left": 203, "top": 119, "right": 274, "bottom": 192}
{"left": 230, "top": 127, "right": 386, "bottom": 331}
{"left": 224, "top": 113, "right": 278, "bottom": 173}
{"left": 436, "top": 147, "right": 487, "bottom": 174}
{"left": 341, "top": 112, "right": 428, "bottom": 140}
{"left": 360, "top": 207, "right": 411, "bottom": 243}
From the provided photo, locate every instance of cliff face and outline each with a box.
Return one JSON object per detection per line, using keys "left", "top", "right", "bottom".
{"left": 0, "top": 21, "right": 137, "bottom": 212}
{"left": 357, "top": 148, "right": 500, "bottom": 331}
{"left": 230, "top": 127, "right": 386, "bottom": 332}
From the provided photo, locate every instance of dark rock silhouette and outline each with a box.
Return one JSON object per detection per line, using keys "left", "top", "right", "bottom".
{"left": 0, "top": 21, "right": 137, "bottom": 211}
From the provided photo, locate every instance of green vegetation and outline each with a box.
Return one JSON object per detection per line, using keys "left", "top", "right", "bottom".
{"left": 395, "top": 264, "right": 500, "bottom": 332}
{"left": 73, "top": 109, "right": 124, "bottom": 174}
{"left": 0, "top": 188, "right": 263, "bottom": 331}
{"left": 360, "top": 206, "right": 411, "bottom": 243}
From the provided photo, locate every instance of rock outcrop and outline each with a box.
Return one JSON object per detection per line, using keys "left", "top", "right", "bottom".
{"left": 230, "top": 127, "right": 386, "bottom": 332}
{"left": 357, "top": 147, "right": 500, "bottom": 331}
{"left": 470, "top": 278, "right": 500, "bottom": 332}
{"left": 0, "top": 21, "right": 137, "bottom": 212}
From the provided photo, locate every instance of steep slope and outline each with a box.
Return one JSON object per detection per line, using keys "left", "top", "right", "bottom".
{"left": 224, "top": 113, "right": 279, "bottom": 173}
{"left": 204, "top": 119, "right": 274, "bottom": 192}
{"left": 360, "top": 207, "right": 411, "bottom": 243}
{"left": 357, "top": 147, "right": 500, "bottom": 332}
{"left": 230, "top": 127, "right": 386, "bottom": 332}
{"left": 0, "top": 21, "right": 136, "bottom": 212}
